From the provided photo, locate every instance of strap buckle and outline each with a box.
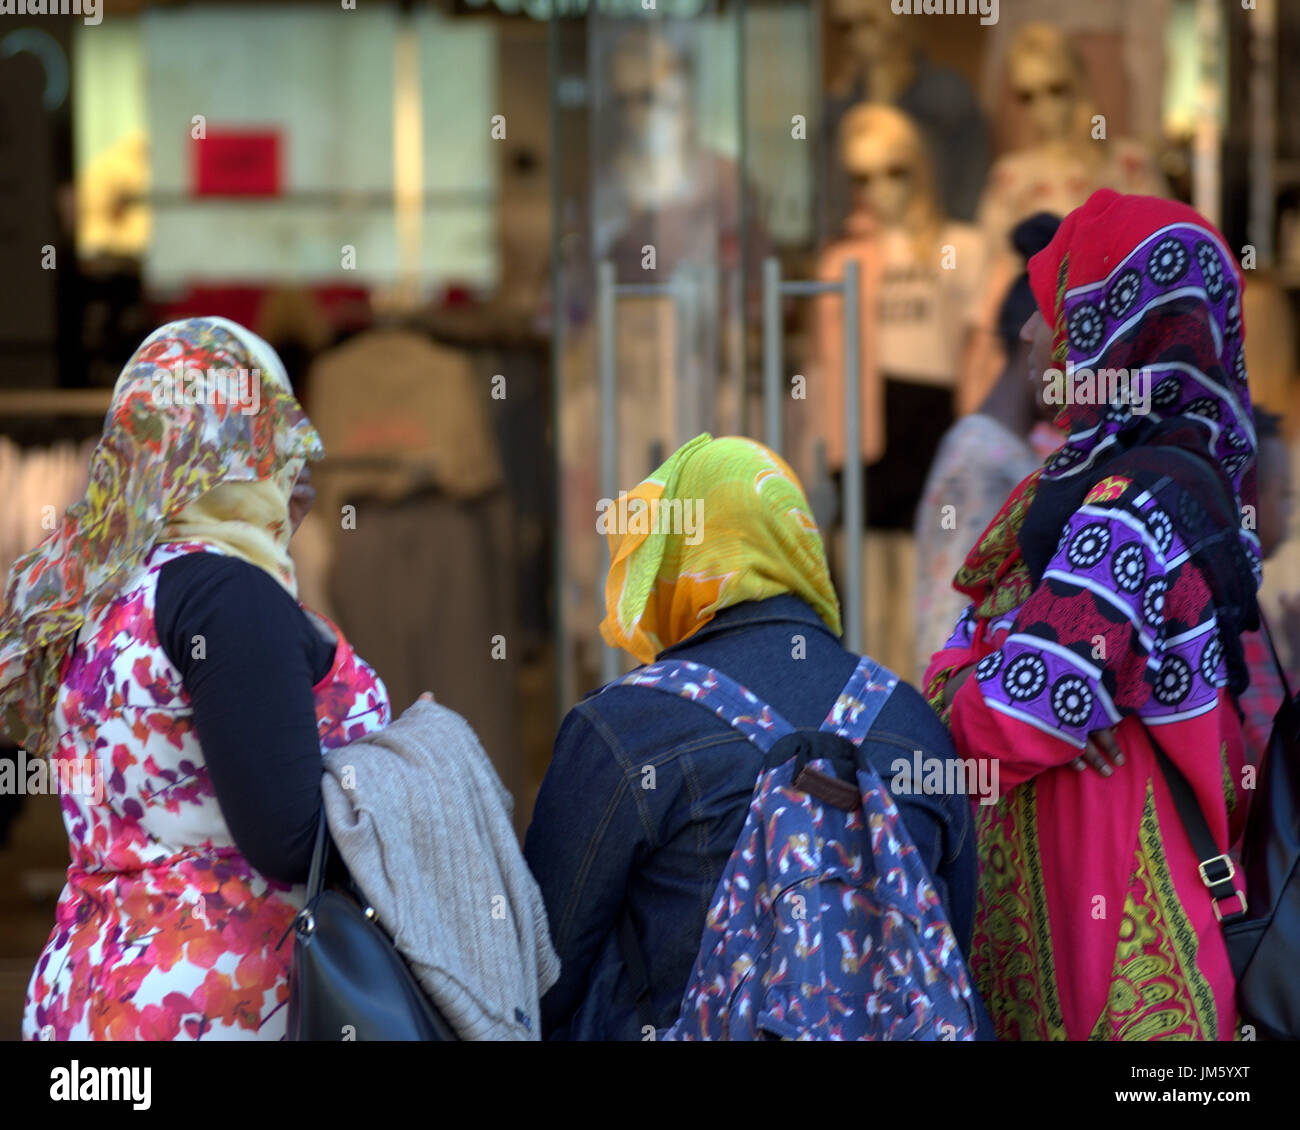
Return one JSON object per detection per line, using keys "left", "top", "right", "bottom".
{"left": 1198, "top": 854, "right": 1247, "bottom": 922}
{"left": 1197, "top": 853, "right": 1235, "bottom": 887}
{"left": 1212, "top": 890, "right": 1248, "bottom": 922}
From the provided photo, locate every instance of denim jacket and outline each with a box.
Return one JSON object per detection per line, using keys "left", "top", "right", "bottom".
{"left": 524, "top": 595, "right": 983, "bottom": 1040}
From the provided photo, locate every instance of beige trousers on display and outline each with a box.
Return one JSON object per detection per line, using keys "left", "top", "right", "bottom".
{"left": 832, "top": 527, "right": 917, "bottom": 683}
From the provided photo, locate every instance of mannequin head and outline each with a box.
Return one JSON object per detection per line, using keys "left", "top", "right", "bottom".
{"left": 609, "top": 31, "right": 694, "bottom": 158}
{"left": 839, "top": 103, "right": 941, "bottom": 239}
{"left": 831, "top": 0, "right": 913, "bottom": 69}
{"left": 1007, "top": 23, "right": 1090, "bottom": 147}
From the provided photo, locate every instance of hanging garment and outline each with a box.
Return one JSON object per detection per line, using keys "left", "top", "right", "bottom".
{"left": 309, "top": 330, "right": 520, "bottom": 809}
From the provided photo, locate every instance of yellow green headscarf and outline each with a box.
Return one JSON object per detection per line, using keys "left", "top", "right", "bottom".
{"left": 599, "top": 434, "right": 841, "bottom": 665}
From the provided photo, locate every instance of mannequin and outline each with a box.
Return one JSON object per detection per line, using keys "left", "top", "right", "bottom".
{"left": 560, "top": 28, "right": 765, "bottom": 687}
{"left": 979, "top": 23, "right": 1167, "bottom": 249}
{"left": 824, "top": 0, "right": 989, "bottom": 227}
{"left": 1242, "top": 274, "right": 1298, "bottom": 431}
{"left": 964, "top": 23, "right": 1168, "bottom": 412}
{"left": 598, "top": 30, "right": 763, "bottom": 302}
{"left": 607, "top": 38, "right": 696, "bottom": 221}
{"left": 808, "top": 103, "right": 985, "bottom": 680}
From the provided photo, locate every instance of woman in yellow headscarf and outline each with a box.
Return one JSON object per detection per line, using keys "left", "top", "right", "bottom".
{"left": 599, "top": 432, "right": 841, "bottom": 662}
{"left": 2, "top": 317, "right": 392, "bottom": 1041}
{"left": 525, "top": 433, "right": 981, "bottom": 1040}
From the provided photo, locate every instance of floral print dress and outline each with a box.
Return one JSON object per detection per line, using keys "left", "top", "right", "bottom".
{"left": 22, "top": 542, "right": 390, "bottom": 1041}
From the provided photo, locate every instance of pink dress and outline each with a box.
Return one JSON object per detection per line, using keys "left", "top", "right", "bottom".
{"left": 22, "top": 542, "right": 390, "bottom": 1040}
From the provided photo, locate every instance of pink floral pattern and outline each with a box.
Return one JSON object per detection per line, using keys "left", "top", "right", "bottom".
{"left": 22, "top": 542, "right": 389, "bottom": 1041}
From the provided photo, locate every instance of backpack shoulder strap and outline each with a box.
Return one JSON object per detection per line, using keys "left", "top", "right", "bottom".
{"left": 608, "top": 656, "right": 794, "bottom": 1032}
{"left": 609, "top": 654, "right": 901, "bottom": 755}
{"left": 606, "top": 659, "right": 795, "bottom": 755}
{"left": 819, "top": 655, "right": 900, "bottom": 746}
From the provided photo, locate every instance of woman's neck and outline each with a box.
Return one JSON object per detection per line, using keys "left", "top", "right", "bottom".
{"left": 980, "top": 368, "right": 1032, "bottom": 439}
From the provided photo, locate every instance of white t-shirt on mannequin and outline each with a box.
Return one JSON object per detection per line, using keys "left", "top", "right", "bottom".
{"left": 874, "top": 224, "right": 986, "bottom": 387}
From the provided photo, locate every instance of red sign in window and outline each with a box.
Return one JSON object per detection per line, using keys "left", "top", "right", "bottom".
{"left": 192, "top": 131, "right": 282, "bottom": 196}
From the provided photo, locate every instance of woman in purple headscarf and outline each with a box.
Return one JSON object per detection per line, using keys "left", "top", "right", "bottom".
{"left": 925, "top": 190, "right": 1259, "bottom": 1041}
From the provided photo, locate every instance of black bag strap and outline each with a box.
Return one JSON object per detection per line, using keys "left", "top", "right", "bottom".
{"left": 618, "top": 906, "right": 658, "bottom": 1035}
{"left": 1145, "top": 727, "right": 1248, "bottom": 926}
{"left": 276, "top": 808, "right": 331, "bottom": 952}
{"left": 305, "top": 807, "right": 330, "bottom": 901}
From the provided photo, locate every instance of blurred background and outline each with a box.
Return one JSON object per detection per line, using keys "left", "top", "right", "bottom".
{"left": 2, "top": 0, "right": 1299, "bottom": 1037}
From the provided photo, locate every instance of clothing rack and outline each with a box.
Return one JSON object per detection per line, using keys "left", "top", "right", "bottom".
{"left": 0, "top": 400, "right": 455, "bottom": 477}
{"left": 0, "top": 390, "right": 113, "bottom": 417}
{"left": 309, "top": 453, "right": 442, "bottom": 471}
{"left": 0, "top": 391, "right": 113, "bottom": 448}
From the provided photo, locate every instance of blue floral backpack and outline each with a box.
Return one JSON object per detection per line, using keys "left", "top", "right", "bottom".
{"left": 610, "top": 655, "right": 977, "bottom": 1041}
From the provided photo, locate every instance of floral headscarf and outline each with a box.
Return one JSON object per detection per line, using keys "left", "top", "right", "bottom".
{"left": 0, "top": 317, "right": 322, "bottom": 756}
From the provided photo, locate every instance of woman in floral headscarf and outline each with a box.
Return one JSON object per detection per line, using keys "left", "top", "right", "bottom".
{"left": 2, "top": 317, "right": 391, "bottom": 1040}
{"left": 925, "top": 191, "right": 1260, "bottom": 1040}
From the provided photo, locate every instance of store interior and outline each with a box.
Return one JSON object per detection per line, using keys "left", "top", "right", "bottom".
{"left": 1, "top": 0, "right": 1298, "bottom": 1038}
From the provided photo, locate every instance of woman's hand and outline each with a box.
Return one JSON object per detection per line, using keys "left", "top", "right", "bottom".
{"left": 1073, "top": 727, "right": 1124, "bottom": 777}
{"left": 943, "top": 655, "right": 1124, "bottom": 779}
{"left": 941, "top": 660, "right": 1123, "bottom": 776}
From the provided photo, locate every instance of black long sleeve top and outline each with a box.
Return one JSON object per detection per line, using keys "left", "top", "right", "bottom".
{"left": 154, "top": 552, "right": 335, "bottom": 883}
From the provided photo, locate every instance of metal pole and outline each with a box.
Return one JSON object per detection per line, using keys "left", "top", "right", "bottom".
{"left": 812, "top": 0, "right": 826, "bottom": 244}
{"left": 1192, "top": 0, "right": 1223, "bottom": 228}
{"left": 597, "top": 260, "right": 620, "bottom": 685}
{"left": 736, "top": 0, "right": 751, "bottom": 431}
{"left": 547, "top": 13, "right": 570, "bottom": 719}
{"left": 1248, "top": 0, "right": 1278, "bottom": 267}
{"left": 672, "top": 265, "right": 694, "bottom": 446}
{"left": 841, "top": 259, "right": 862, "bottom": 655}
{"left": 762, "top": 255, "right": 783, "bottom": 454}
{"left": 698, "top": 258, "right": 720, "bottom": 436}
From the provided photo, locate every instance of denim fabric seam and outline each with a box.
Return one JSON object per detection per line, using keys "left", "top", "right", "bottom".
{"left": 552, "top": 705, "right": 638, "bottom": 951}
{"left": 677, "top": 751, "right": 714, "bottom": 916}
{"left": 583, "top": 711, "right": 744, "bottom": 768}
{"left": 577, "top": 700, "right": 659, "bottom": 842}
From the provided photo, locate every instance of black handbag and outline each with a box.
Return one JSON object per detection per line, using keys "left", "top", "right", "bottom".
{"left": 1149, "top": 617, "right": 1300, "bottom": 1040}
{"left": 281, "top": 810, "right": 458, "bottom": 1041}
